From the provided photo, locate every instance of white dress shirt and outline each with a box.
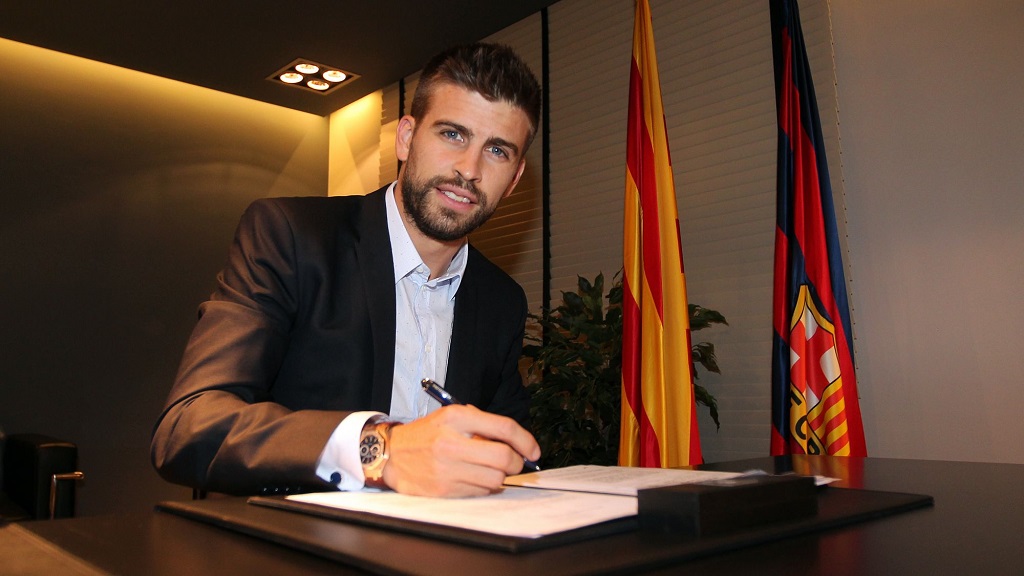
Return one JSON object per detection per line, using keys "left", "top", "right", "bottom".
{"left": 315, "top": 183, "right": 467, "bottom": 490}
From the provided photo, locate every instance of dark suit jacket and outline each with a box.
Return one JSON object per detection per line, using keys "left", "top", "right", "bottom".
{"left": 151, "top": 187, "right": 530, "bottom": 495}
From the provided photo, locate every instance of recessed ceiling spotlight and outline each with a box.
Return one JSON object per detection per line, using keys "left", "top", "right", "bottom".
{"left": 322, "top": 70, "right": 347, "bottom": 83}
{"left": 268, "top": 58, "right": 359, "bottom": 96}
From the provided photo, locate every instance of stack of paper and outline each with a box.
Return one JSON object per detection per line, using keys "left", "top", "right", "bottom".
{"left": 286, "top": 465, "right": 743, "bottom": 539}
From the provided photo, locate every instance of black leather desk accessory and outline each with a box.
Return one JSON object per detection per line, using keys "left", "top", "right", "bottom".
{"left": 638, "top": 473, "right": 818, "bottom": 537}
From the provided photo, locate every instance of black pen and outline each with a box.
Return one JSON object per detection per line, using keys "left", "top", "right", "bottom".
{"left": 420, "top": 378, "right": 541, "bottom": 472}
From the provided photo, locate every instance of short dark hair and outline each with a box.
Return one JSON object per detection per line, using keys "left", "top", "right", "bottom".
{"left": 410, "top": 43, "right": 541, "bottom": 150}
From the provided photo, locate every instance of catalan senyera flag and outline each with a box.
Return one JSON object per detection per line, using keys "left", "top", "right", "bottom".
{"left": 620, "top": 0, "right": 701, "bottom": 468}
{"left": 769, "top": 0, "right": 866, "bottom": 457}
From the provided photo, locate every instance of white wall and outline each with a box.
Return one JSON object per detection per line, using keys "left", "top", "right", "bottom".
{"left": 831, "top": 0, "right": 1024, "bottom": 463}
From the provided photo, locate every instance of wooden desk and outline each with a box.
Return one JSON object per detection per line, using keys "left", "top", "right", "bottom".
{"left": 14, "top": 456, "right": 1024, "bottom": 575}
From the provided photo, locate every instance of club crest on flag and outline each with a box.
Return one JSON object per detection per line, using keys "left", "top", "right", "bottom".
{"left": 769, "top": 0, "right": 866, "bottom": 457}
{"left": 786, "top": 285, "right": 852, "bottom": 456}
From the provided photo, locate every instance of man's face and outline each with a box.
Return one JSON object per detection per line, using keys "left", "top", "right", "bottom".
{"left": 396, "top": 83, "right": 531, "bottom": 242}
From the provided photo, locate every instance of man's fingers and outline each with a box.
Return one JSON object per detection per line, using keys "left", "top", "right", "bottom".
{"left": 382, "top": 404, "right": 541, "bottom": 497}
{"left": 387, "top": 432, "right": 511, "bottom": 497}
{"left": 436, "top": 405, "right": 541, "bottom": 462}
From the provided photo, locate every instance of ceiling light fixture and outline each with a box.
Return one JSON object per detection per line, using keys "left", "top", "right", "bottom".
{"left": 322, "top": 70, "right": 347, "bottom": 83}
{"left": 268, "top": 58, "right": 358, "bottom": 96}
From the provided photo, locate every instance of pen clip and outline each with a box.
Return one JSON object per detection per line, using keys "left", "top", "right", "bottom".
{"left": 420, "top": 378, "right": 457, "bottom": 406}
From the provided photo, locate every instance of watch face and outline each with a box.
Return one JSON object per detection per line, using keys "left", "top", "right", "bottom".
{"left": 360, "top": 434, "right": 383, "bottom": 465}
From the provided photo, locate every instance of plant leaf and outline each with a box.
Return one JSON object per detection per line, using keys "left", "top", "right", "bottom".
{"left": 527, "top": 271, "right": 726, "bottom": 466}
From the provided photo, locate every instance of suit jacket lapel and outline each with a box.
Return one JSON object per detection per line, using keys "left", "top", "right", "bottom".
{"left": 353, "top": 187, "right": 397, "bottom": 413}
{"left": 446, "top": 255, "right": 482, "bottom": 406}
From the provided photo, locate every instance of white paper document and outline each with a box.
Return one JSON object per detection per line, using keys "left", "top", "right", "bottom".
{"left": 286, "top": 466, "right": 770, "bottom": 540}
{"left": 504, "top": 465, "right": 744, "bottom": 496}
{"left": 287, "top": 486, "right": 637, "bottom": 539}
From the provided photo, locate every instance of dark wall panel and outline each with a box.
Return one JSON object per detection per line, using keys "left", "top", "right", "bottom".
{"left": 0, "top": 39, "right": 329, "bottom": 515}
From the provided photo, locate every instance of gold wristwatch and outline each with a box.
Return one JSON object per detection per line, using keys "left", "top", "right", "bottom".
{"left": 359, "top": 419, "right": 398, "bottom": 489}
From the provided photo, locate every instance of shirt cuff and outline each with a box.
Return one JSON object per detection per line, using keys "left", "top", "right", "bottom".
{"left": 316, "top": 411, "right": 386, "bottom": 491}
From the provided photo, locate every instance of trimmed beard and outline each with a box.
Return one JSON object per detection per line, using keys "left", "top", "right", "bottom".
{"left": 400, "top": 164, "right": 499, "bottom": 242}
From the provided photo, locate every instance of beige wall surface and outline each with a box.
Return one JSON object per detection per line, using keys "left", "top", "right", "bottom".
{"left": 831, "top": 0, "right": 1024, "bottom": 463}
{"left": 329, "top": 91, "right": 383, "bottom": 196}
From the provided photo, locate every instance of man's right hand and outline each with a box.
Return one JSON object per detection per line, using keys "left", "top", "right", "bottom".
{"left": 380, "top": 404, "right": 541, "bottom": 497}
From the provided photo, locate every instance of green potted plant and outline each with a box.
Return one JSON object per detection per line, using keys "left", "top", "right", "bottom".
{"left": 522, "top": 272, "right": 727, "bottom": 468}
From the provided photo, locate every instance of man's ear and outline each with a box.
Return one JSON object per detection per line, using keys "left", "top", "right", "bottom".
{"left": 395, "top": 115, "right": 415, "bottom": 162}
{"left": 503, "top": 159, "right": 527, "bottom": 199}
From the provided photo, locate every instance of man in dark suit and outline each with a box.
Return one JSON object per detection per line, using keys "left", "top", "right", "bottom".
{"left": 151, "top": 43, "right": 541, "bottom": 498}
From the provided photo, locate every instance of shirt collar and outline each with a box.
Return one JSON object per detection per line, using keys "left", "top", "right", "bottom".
{"left": 385, "top": 183, "right": 467, "bottom": 299}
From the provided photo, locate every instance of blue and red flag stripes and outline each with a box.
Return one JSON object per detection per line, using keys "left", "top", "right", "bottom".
{"left": 621, "top": 0, "right": 702, "bottom": 467}
{"left": 769, "top": 0, "right": 866, "bottom": 457}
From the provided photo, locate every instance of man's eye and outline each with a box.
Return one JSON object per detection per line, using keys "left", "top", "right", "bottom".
{"left": 488, "top": 146, "right": 509, "bottom": 159}
{"left": 442, "top": 130, "right": 462, "bottom": 141}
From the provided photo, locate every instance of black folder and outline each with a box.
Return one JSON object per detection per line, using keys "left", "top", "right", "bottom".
{"left": 156, "top": 487, "right": 932, "bottom": 575}
{"left": 161, "top": 494, "right": 636, "bottom": 554}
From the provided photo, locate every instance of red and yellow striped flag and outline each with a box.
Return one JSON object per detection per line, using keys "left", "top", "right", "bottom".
{"left": 620, "top": 0, "right": 702, "bottom": 468}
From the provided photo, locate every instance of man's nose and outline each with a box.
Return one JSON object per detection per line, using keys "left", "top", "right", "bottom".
{"left": 453, "top": 148, "right": 483, "bottom": 182}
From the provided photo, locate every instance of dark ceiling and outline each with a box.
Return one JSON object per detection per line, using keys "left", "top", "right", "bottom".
{"left": 0, "top": 1, "right": 559, "bottom": 116}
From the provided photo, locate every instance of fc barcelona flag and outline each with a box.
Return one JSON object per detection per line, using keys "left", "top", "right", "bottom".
{"left": 770, "top": 0, "right": 866, "bottom": 457}
{"left": 621, "top": 0, "right": 702, "bottom": 467}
